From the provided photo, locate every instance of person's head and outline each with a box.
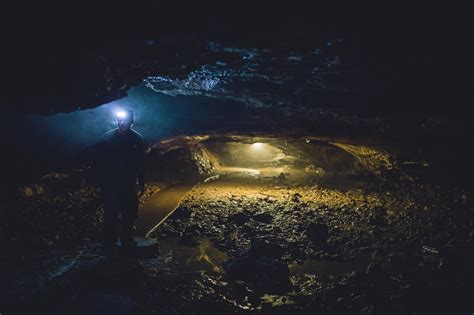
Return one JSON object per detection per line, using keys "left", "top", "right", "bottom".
{"left": 115, "top": 109, "right": 134, "bottom": 132}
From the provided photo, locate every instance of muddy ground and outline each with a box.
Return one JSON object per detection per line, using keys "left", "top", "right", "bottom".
{"left": 0, "top": 140, "right": 473, "bottom": 314}
{"left": 154, "top": 173, "right": 473, "bottom": 313}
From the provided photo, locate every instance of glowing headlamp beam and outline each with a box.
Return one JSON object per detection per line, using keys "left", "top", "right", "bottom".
{"left": 115, "top": 111, "right": 127, "bottom": 119}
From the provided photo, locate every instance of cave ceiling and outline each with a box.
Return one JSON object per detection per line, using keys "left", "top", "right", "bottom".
{"left": 1, "top": 1, "right": 464, "bottom": 121}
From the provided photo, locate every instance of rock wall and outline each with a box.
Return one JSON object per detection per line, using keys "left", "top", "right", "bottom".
{"left": 145, "top": 144, "right": 214, "bottom": 182}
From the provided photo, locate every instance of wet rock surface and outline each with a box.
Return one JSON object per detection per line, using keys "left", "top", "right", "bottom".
{"left": 0, "top": 166, "right": 164, "bottom": 312}
{"left": 1, "top": 140, "right": 472, "bottom": 313}
{"left": 146, "top": 143, "right": 214, "bottom": 183}
{"left": 0, "top": 5, "right": 469, "bottom": 311}
{"left": 155, "top": 172, "right": 473, "bottom": 312}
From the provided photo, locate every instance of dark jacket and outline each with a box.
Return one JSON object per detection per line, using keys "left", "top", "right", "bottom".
{"left": 96, "top": 128, "right": 145, "bottom": 192}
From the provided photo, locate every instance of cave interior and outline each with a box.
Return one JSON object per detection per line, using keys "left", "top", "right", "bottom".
{"left": 0, "top": 2, "right": 472, "bottom": 314}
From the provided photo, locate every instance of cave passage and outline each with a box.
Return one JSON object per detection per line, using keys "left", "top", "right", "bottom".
{"left": 132, "top": 134, "right": 472, "bottom": 312}
{"left": 136, "top": 136, "right": 360, "bottom": 236}
{"left": 84, "top": 133, "right": 464, "bottom": 314}
{"left": 3, "top": 128, "right": 472, "bottom": 314}
{"left": 1, "top": 9, "right": 470, "bottom": 311}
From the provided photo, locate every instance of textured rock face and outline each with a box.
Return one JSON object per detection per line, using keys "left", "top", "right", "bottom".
{"left": 1, "top": 4, "right": 469, "bottom": 195}
{"left": 144, "top": 40, "right": 348, "bottom": 111}
{"left": 3, "top": 39, "right": 207, "bottom": 114}
{"left": 3, "top": 1, "right": 463, "bottom": 119}
{"left": 4, "top": 37, "right": 354, "bottom": 117}
{"left": 2, "top": 131, "right": 472, "bottom": 313}
{"left": 1, "top": 4, "right": 470, "bottom": 313}
{"left": 154, "top": 168, "right": 472, "bottom": 312}
{"left": 145, "top": 143, "right": 214, "bottom": 182}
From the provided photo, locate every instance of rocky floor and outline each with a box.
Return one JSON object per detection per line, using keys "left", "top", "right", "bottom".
{"left": 0, "top": 167, "right": 164, "bottom": 313}
{"left": 1, "top": 164, "right": 473, "bottom": 313}
{"left": 153, "top": 173, "right": 473, "bottom": 312}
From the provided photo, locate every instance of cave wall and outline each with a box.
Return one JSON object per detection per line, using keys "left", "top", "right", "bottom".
{"left": 145, "top": 144, "right": 214, "bottom": 183}
{"left": 2, "top": 2, "right": 466, "bottom": 117}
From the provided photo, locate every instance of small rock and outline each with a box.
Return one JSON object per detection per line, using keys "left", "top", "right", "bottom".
{"left": 32, "top": 184, "right": 45, "bottom": 195}
{"left": 180, "top": 232, "right": 200, "bottom": 246}
{"left": 361, "top": 305, "right": 375, "bottom": 314}
{"left": 249, "top": 240, "right": 285, "bottom": 259}
{"left": 224, "top": 255, "right": 291, "bottom": 293}
{"left": 276, "top": 173, "right": 287, "bottom": 181}
{"left": 306, "top": 222, "right": 329, "bottom": 242}
{"left": 17, "top": 186, "right": 34, "bottom": 198}
{"left": 135, "top": 237, "right": 160, "bottom": 257}
{"left": 369, "top": 206, "right": 387, "bottom": 226}
{"left": 228, "top": 212, "right": 250, "bottom": 225}
{"left": 292, "top": 193, "right": 302, "bottom": 202}
{"left": 422, "top": 245, "right": 439, "bottom": 255}
{"left": 173, "top": 206, "right": 192, "bottom": 219}
{"left": 41, "top": 173, "right": 69, "bottom": 180}
{"left": 253, "top": 212, "right": 273, "bottom": 224}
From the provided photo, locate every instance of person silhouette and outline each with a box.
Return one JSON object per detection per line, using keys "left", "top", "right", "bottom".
{"left": 96, "top": 108, "right": 145, "bottom": 258}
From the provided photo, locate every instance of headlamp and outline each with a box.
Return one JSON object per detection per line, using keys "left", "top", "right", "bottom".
{"left": 115, "top": 111, "right": 127, "bottom": 119}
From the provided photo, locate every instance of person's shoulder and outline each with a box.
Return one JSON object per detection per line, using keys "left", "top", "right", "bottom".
{"left": 130, "top": 129, "right": 144, "bottom": 142}
{"left": 102, "top": 128, "right": 119, "bottom": 140}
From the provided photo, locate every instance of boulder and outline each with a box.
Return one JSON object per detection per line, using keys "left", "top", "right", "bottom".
{"left": 253, "top": 212, "right": 273, "bottom": 224}
{"left": 306, "top": 222, "right": 329, "bottom": 242}
{"left": 180, "top": 233, "right": 200, "bottom": 246}
{"left": 249, "top": 240, "right": 285, "bottom": 259}
{"left": 172, "top": 206, "right": 192, "bottom": 219}
{"left": 228, "top": 212, "right": 250, "bottom": 225}
{"left": 224, "top": 255, "right": 291, "bottom": 293}
{"left": 368, "top": 207, "right": 387, "bottom": 226}
{"left": 179, "top": 226, "right": 201, "bottom": 246}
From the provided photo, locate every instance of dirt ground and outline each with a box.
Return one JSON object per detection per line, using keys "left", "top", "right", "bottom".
{"left": 152, "top": 171, "right": 473, "bottom": 313}
{"left": 1, "top": 141, "right": 473, "bottom": 313}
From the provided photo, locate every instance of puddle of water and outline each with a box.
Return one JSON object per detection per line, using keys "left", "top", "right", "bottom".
{"left": 157, "top": 238, "right": 228, "bottom": 273}
{"left": 135, "top": 184, "right": 195, "bottom": 236}
{"left": 289, "top": 256, "right": 370, "bottom": 276}
{"left": 216, "top": 166, "right": 261, "bottom": 176}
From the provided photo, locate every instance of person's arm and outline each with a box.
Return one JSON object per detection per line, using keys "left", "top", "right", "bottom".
{"left": 137, "top": 135, "right": 145, "bottom": 194}
{"left": 93, "top": 134, "right": 108, "bottom": 189}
